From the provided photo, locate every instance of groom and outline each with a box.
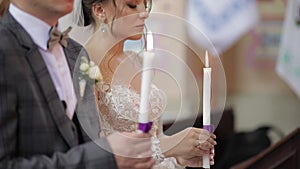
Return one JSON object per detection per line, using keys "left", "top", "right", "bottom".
{"left": 0, "top": 0, "right": 155, "bottom": 169}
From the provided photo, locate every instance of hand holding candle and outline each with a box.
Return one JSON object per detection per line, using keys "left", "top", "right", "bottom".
{"left": 138, "top": 31, "right": 154, "bottom": 133}
{"left": 203, "top": 50, "right": 213, "bottom": 168}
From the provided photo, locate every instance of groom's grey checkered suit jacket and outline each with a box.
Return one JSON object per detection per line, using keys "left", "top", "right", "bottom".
{"left": 0, "top": 11, "right": 118, "bottom": 169}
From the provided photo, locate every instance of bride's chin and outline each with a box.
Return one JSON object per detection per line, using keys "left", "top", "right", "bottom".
{"left": 128, "top": 34, "right": 143, "bottom": 41}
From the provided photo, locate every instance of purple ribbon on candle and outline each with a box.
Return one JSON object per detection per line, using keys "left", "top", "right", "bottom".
{"left": 203, "top": 125, "right": 214, "bottom": 133}
{"left": 138, "top": 122, "right": 153, "bottom": 133}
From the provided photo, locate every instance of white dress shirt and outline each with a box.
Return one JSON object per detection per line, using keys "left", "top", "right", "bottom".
{"left": 9, "top": 4, "right": 77, "bottom": 119}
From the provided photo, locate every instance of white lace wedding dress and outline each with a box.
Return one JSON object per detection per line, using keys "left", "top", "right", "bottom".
{"left": 95, "top": 52, "right": 184, "bottom": 169}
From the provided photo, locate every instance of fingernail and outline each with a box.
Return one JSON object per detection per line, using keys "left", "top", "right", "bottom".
{"left": 211, "top": 134, "right": 216, "bottom": 139}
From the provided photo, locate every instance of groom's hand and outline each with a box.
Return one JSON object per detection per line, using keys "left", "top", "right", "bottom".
{"left": 107, "top": 132, "right": 155, "bottom": 169}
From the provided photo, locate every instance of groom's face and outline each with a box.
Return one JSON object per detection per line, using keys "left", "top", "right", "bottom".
{"left": 32, "top": 0, "right": 74, "bottom": 16}
{"left": 13, "top": 0, "right": 74, "bottom": 22}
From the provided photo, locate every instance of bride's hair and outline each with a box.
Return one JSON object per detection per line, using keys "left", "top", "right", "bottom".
{"left": 82, "top": 0, "right": 115, "bottom": 27}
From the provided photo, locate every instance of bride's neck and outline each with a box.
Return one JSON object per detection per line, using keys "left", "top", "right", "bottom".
{"left": 86, "top": 26, "right": 129, "bottom": 83}
{"left": 107, "top": 43, "right": 124, "bottom": 57}
{"left": 86, "top": 27, "right": 126, "bottom": 63}
{"left": 99, "top": 42, "right": 126, "bottom": 83}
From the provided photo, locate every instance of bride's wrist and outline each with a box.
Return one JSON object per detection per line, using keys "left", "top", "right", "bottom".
{"left": 174, "top": 157, "right": 187, "bottom": 168}
{"left": 159, "top": 135, "right": 176, "bottom": 158}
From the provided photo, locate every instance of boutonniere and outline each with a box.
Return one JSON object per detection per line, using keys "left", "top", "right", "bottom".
{"left": 79, "top": 56, "right": 102, "bottom": 99}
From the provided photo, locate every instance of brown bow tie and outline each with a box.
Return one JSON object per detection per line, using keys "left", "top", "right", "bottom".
{"left": 47, "top": 26, "right": 72, "bottom": 50}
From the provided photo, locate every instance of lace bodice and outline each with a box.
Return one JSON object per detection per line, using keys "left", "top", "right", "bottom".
{"left": 96, "top": 83, "right": 165, "bottom": 136}
{"left": 95, "top": 51, "right": 166, "bottom": 136}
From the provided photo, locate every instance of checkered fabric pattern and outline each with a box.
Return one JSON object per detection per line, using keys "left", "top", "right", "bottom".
{"left": 0, "top": 11, "right": 117, "bottom": 169}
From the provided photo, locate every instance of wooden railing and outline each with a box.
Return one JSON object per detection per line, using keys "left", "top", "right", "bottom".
{"left": 231, "top": 127, "right": 300, "bottom": 169}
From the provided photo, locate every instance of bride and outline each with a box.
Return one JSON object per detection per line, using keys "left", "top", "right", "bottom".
{"left": 74, "top": 0, "right": 216, "bottom": 168}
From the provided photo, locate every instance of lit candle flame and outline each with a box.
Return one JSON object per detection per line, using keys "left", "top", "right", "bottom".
{"left": 147, "top": 31, "right": 153, "bottom": 51}
{"left": 205, "top": 50, "right": 209, "bottom": 68}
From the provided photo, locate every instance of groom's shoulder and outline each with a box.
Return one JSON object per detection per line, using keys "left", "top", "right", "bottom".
{"left": 67, "top": 38, "right": 86, "bottom": 57}
{"left": 0, "top": 19, "right": 18, "bottom": 51}
{"left": 67, "top": 38, "right": 83, "bottom": 50}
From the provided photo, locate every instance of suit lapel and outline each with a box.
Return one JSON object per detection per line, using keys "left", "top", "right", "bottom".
{"left": 2, "top": 12, "right": 78, "bottom": 147}
{"left": 64, "top": 35, "right": 101, "bottom": 141}
{"left": 64, "top": 43, "right": 102, "bottom": 141}
{"left": 63, "top": 40, "right": 77, "bottom": 77}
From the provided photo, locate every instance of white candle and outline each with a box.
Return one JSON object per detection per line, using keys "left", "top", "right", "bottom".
{"left": 203, "top": 50, "right": 212, "bottom": 168}
{"left": 139, "top": 31, "right": 154, "bottom": 123}
{"left": 203, "top": 50, "right": 211, "bottom": 125}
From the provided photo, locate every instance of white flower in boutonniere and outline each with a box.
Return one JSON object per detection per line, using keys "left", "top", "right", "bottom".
{"left": 79, "top": 56, "right": 102, "bottom": 99}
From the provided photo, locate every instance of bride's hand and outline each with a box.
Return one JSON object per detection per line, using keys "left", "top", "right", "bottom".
{"left": 176, "top": 148, "right": 215, "bottom": 167}
{"left": 161, "top": 127, "right": 216, "bottom": 166}
{"left": 108, "top": 132, "right": 156, "bottom": 169}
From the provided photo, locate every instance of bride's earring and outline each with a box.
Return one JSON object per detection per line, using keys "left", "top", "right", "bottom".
{"left": 99, "top": 12, "right": 107, "bottom": 33}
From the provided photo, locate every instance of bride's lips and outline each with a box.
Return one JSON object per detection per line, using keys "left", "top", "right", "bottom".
{"left": 136, "top": 24, "right": 145, "bottom": 28}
